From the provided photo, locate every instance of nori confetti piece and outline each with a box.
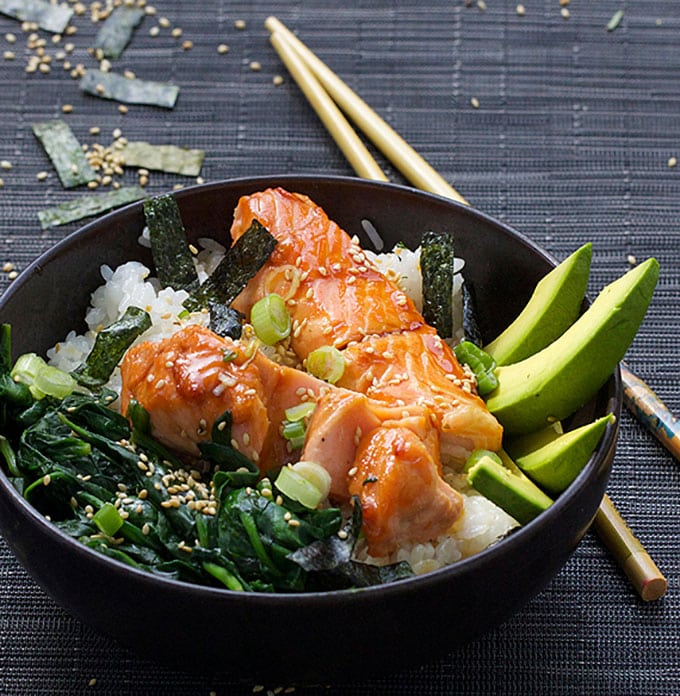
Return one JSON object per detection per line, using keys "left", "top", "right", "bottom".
{"left": 79, "top": 69, "right": 179, "bottom": 109}
{"left": 143, "top": 193, "right": 199, "bottom": 292}
{"left": 72, "top": 306, "right": 151, "bottom": 390}
{"left": 37, "top": 185, "right": 146, "bottom": 230}
{"left": 121, "top": 141, "right": 205, "bottom": 176}
{"left": 0, "top": 0, "right": 73, "bottom": 33}
{"left": 209, "top": 303, "right": 244, "bottom": 340}
{"left": 93, "top": 5, "right": 145, "bottom": 59}
{"left": 420, "top": 230, "right": 455, "bottom": 339}
{"left": 184, "top": 220, "right": 277, "bottom": 312}
{"left": 32, "top": 120, "right": 97, "bottom": 189}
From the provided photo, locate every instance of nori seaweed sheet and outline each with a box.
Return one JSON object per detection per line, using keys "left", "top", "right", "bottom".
{"left": 184, "top": 220, "right": 277, "bottom": 312}
{"left": 79, "top": 69, "right": 179, "bottom": 109}
{"left": 93, "top": 5, "right": 145, "bottom": 59}
{"left": 0, "top": 0, "right": 73, "bottom": 33}
{"left": 72, "top": 306, "right": 152, "bottom": 389}
{"left": 143, "top": 194, "right": 199, "bottom": 292}
{"left": 37, "top": 185, "right": 146, "bottom": 229}
{"left": 32, "top": 120, "right": 97, "bottom": 189}
{"left": 121, "top": 141, "right": 205, "bottom": 176}
{"left": 420, "top": 230, "right": 455, "bottom": 338}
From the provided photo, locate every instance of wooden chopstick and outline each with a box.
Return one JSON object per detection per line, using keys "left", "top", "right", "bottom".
{"left": 266, "top": 16, "right": 469, "bottom": 205}
{"left": 269, "top": 33, "right": 388, "bottom": 183}
{"left": 266, "top": 17, "right": 669, "bottom": 601}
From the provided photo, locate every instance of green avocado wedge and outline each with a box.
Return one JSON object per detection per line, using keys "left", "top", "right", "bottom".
{"left": 465, "top": 450, "right": 554, "bottom": 525}
{"left": 486, "top": 257, "right": 659, "bottom": 435}
{"left": 484, "top": 243, "right": 592, "bottom": 365}
{"left": 506, "top": 414, "right": 616, "bottom": 495}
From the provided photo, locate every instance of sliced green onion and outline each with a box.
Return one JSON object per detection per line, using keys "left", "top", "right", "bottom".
{"left": 250, "top": 294, "right": 291, "bottom": 345}
{"left": 93, "top": 502, "right": 124, "bottom": 537}
{"left": 275, "top": 464, "right": 325, "bottom": 509}
{"left": 11, "top": 352, "right": 47, "bottom": 384}
{"left": 32, "top": 365, "right": 76, "bottom": 399}
{"left": 454, "top": 340, "right": 499, "bottom": 396}
{"left": 306, "top": 345, "right": 345, "bottom": 384}
{"left": 282, "top": 419, "right": 306, "bottom": 450}
{"left": 292, "top": 461, "right": 331, "bottom": 501}
{"left": 284, "top": 402, "right": 316, "bottom": 422}
{"left": 10, "top": 353, "right": 75, "bottom": 400}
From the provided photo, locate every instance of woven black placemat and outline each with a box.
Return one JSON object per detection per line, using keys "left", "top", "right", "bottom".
{"left": 1, "top": 2, "right": 678, "bottom": 694}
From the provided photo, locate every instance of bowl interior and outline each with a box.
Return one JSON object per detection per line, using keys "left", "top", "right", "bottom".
{"left": 0, "top": 176, "right": 619, "bottom": 681}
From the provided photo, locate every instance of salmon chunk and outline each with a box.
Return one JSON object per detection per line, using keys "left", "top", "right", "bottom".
{"left": 338, "top": 326, "right": 503, "bottom": 461}
{"left": 230, "top": 187, "right": 424, "bottom": 355}
{"left": 348, "top": 419, "right": 464, "bottom": 557}
{"left": 120, "top": 325, "right": 328, "bottom": 466}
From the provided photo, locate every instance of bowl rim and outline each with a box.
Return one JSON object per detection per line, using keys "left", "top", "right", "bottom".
{"left": 0, "top": 173, "right": 621, "bottom": 605}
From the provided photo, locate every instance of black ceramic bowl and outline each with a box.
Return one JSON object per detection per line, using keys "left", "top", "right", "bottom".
{"left": 0, "top": 176, "right": 619, "bottom": 683}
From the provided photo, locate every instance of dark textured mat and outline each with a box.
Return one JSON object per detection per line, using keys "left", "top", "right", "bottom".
{"left": 0, "top": 2, "right": 678, "bottom": 695}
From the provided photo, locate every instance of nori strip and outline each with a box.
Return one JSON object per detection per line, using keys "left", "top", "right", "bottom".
{"left": 143, "top": 194, "right": 199, "bottom": 292}
{"left": 37, "top": 185, "right": 146, "bottom": 229}
{"left": 209, "top": 303, "right": 244, "bottom": 340}
{"left": 93, "top": 5, "right": 145, "bottom": 59}
{"left": 184, "top": 220, "right": 277, "bottom": 312}
{"left": 121, "top": 141, "right": 205, "bottom": 176}
{"left": 32, "top": 120, "right": 97, "bottom": 189}
{"left": 462, "top": 280, "right": 483, "bottom": 346}
{"left": 72, "top": 306, "right": 151, "bottom": 390}
{"left": 0, "top": 0, "right": 73, "bottom": 33}
{"left": 79, "top": 69, "right": 179, "bottom": 109}
{"left": 420, "top": 230, "right": 455, "bottom": 339}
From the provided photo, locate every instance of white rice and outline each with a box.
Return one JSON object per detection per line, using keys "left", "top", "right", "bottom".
{"left": 46, "top": 240, "right": 516, "bottom": 574}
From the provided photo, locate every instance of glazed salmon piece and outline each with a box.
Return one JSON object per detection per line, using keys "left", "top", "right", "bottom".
{"left": 300, "top": 389, "right": 431, "bottom": 501}
{"left": 348, "top": 418, "right": 464, "bottom": 557}
{"left": 229, "top": 187, "right": 424, "bottom": 355}
{"left": 120, "top": 325, "right": 329, "bottom": 466}
{"left": 337, "top": 326, "right": 504, "bottom": 462}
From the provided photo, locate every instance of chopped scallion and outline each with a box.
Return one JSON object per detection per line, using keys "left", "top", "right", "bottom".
{"left": 282, "top": 419, "right": 306, "bottom": 449}
{"left": 306, "top": 345, "right": 345, "bottom": 384}
{"left": 284, "top": 402, "right": 316, "bottom": 422}
{"left": 454, "top": 340, "right": 499, "bottom": 395}
{"left": 93, "top": 502, "right": 124, "bottom": 537}
{"left": 274, "top": 464, "right": 325, "bottom": 509}
{"left": 250, "top": 294, "right": 291, "bottom": 345}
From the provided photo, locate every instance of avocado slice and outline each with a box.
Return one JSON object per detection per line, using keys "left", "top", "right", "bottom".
{"left": 466, "top": 450, "right": 553, "bottom": 525}
{"left": 486, "top": 257, "right": 659, "bottom": 435}
{"left": 485, "top": 243, "right": 592, "bottom": 365}
{"left": 506, "top": 414, "right": 615, "bottom": 495}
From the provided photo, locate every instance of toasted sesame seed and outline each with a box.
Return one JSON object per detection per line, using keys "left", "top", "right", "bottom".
{"left": 36, "top": 171, "right": 49, "bottom": 181}
{"left": 1, "top": 160, "right": 12, "bottom": 170}
{"left": 561, "top": 7, "right": 570, "bottom": 19}
{"left": 516, "top": 4, "right": 525, "bottom": 15}
{"left": 249, "top": 60, "right": 261, "bottom": 71}
{"left": 217, "top": 43, "right": 230, "bottom": 54}
{"left": 470, "top": 96, "right": 480, "bottom": 109}
{"left": 668, "top": 156, "right": 677, "bottom": 168}
{"left": 234, "top": 19, "right": 246, "bottom": 29}
{"left": 43, "top": 474, "right": 51, "bottom": 486}
{"left": 273, "top": 74, "right": 284, "bottom": 86}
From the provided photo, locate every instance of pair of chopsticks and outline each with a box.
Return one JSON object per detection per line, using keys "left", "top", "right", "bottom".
{"left": 265, "top": 16, "right": 671, "bottom": 602}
